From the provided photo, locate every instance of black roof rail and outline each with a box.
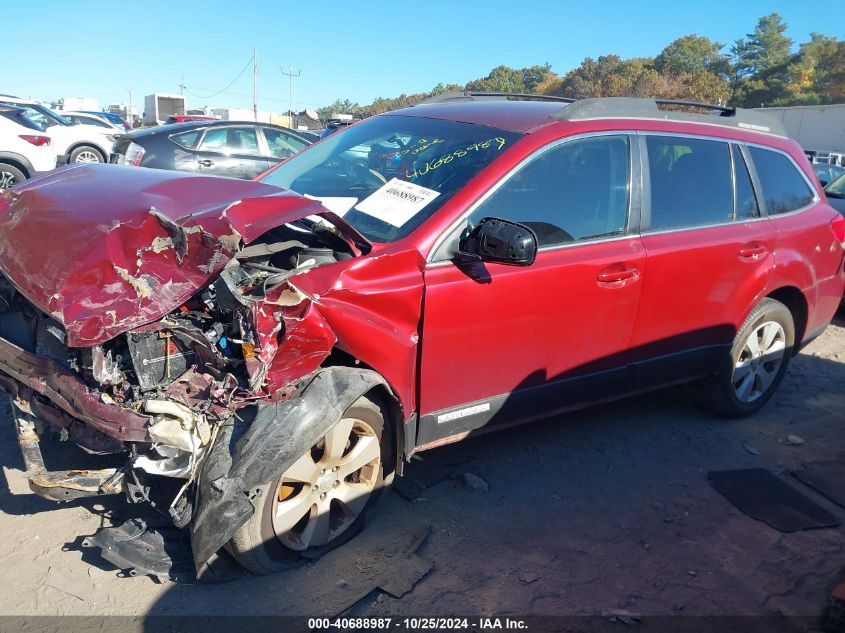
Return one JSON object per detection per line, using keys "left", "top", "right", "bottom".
{"left": 654, "top": 99, "right": 735, "bottom": 116}
{"left": 420, "top": 91, "right": 575, "bottom": 104}
{"left": 553, "top": 97, "right": 787, "bottom": 137}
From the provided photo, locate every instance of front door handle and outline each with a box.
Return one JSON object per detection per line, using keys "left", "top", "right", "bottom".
{"left": 597, "top": 266, "right": 639, "bottom": 285}
{"left": 198, "top": 159, "right": 214, "bottom": 167}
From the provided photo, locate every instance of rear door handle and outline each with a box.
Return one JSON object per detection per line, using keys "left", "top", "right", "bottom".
{"left": 738, "top": 243, "right": 768, "bottom": 260}
{"left": 198, "top": 159, "right": 214, "bottom": 167}
{"left": 597, "top": 267, "right": 639, "bottom": 284}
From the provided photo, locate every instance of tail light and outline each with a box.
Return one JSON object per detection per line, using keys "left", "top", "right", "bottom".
{"left": 125, "top": 142, "right": 145, "bottom": 166}
{"left": 831, "top": 215, "right": 845, "bottom": 247}
{"left": 19, "top": 135, "right": 51, "bottom": 147}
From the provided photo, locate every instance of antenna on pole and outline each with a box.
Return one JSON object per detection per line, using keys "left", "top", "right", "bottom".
{"left": 252, "top": 49, "right": 258, "bottom": 122}
{"left": 280, "top": 65, "right": 301, "bottom": 129}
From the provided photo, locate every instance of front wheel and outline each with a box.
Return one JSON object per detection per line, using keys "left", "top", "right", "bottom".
{"left": 698, "top": 297, "right": 795, "bottom": 417}
{"left": 227, "top": 395, "right": 391, "bottom": 575}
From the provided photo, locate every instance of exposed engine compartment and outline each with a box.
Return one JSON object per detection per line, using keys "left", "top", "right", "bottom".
{"left": 0, "top": 218, "right": 355, "bottom": 485}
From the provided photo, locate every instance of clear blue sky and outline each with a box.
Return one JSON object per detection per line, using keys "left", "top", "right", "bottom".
{"left": 5, "top": 0, "right": 839, "bottom": 113}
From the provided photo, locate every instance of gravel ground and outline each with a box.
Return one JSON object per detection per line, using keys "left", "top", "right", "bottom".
{"left": 0, "top": 310, "right": 844, "bottom": 621}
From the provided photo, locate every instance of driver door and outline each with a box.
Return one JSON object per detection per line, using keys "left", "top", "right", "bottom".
{"left": 417, "top": 134, "right": 646, "bottom": 445}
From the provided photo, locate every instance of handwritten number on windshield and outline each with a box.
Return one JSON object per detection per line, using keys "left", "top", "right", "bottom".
{"left": 405, "top": 137, "right": 508, "bottom": 180}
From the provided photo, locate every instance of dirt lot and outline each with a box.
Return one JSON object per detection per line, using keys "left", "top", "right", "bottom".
{"left": 0, "top": 311, "right": 844, "bottom": 623}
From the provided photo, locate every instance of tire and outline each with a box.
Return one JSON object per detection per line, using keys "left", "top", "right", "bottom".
{"left": 0, "top": 163, "right": 26, "bottom": 192}
{"left": 698, "top": 298, "right": 795, "bottom": 417}
{"left": 227, "top": 395, "right": 393, "bottom": 575}
{"left": 69, "top": 145, "right": 103, "bottom": 164}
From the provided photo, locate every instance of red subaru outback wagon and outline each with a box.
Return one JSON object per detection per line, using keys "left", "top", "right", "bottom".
{"left": 0, "top": 94, "right": 842, "bottom": 576}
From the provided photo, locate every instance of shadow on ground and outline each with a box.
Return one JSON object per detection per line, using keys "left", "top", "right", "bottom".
{"left": 2, "top": 319, "right": 845, "bottom": 621}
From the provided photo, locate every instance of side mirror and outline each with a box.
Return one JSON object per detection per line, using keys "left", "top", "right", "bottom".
{"left": 459, "top": 217, "right": 538, "bottom": 266}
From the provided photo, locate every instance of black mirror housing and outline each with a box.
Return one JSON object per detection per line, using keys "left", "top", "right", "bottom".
{"left": 460, "top": 217, "right": 538, "bottom": 266}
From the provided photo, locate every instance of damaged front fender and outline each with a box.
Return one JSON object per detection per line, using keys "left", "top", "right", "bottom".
{"left": 190, "top": 366, "right": 393, "bottom": 570}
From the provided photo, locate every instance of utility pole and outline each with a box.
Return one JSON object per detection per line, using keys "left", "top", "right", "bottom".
{"left": 178, "top": 75, "right": 185, "bottom": 96}
{"left": 252, "top": 49, "right": 258, "bottom": 122}
{"left": 280, "top": 65, "right": 301, "bottom": 128}
{"left": 127, "top": 88, "right": 132, "bottom": 129}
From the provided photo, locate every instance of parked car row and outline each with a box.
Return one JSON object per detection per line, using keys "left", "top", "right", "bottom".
{"left": 0, "top": 96, "right": 123, "bottom": 191}
{"left": 110, "top": 119, "right": 314, "bottom": 179}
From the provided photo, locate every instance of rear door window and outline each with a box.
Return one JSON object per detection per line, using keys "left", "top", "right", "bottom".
{"left": 645, "top": 135, "right": 733, "bottom": 230}
{"left": 748, "top": 146, "right": 814, "bottom": 214}
{"left": 197, "top": 126, "right": 260, "bottom": 155}
{"left": 467, "top": 135, "right": 630, "bottom": 247}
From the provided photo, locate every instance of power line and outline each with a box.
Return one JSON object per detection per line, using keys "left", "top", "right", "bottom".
{"left": 184, "top": 55, "right": 254, "bottom": 99}
{"left": 182, "top": 85, "right": 320, "bottom": 107}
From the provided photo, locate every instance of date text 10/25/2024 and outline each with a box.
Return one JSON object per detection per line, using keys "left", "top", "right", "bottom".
{"left": 308, "top": 617, "right": 529, "bottom": 630}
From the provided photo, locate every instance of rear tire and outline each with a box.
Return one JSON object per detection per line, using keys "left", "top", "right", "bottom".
{"left": 69, "top": 146, "right": 103, "bottom": 164}
{"left": 697, "top": 298, "right": 794, "bottom": 417}
{"left": 227, "top": 395, "right": 392, "bottom": 575}
{"left": 0, "top": 163, "right": 26, "bottom": 192}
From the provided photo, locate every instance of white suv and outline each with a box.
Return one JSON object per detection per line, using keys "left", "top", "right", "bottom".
{"left": 0, "top": 97, "right": 115, "bottom": 164}
{"left": 0, "top": 106, "right": 58, "bottom": 192}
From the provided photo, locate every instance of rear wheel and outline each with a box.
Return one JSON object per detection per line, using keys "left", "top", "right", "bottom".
{"left": 698, "top": 298, "right": 794, "bottom": 417}
{"left": 0, "top": 163, "right": 26, "bottom": 192}
{"left": 69, "top": 146, "right": 103, "bottom": 164}
{"left": 227, "top": 395, "right": 391, "bottom": 575}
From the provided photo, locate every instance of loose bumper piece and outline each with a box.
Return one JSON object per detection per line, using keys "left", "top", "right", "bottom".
{"left": 11, "top": 401, "right": 124, "bottom": 502}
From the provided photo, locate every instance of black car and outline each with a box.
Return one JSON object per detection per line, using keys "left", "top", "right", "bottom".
{"left": 824, "top": 172, "right": 845, "bottom": 216}
{"left": 813, "top": 163, "right": 845, "bottom": 187}
{"left": 110, "top": 120, "right": 313, "bottom": 179}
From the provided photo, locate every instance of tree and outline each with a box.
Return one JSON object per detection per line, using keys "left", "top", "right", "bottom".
{"left": 821, "top": 41, "right": 845, "bottom": 102}
{"left": 785, "top": 33, "right": 842, "bottom": 104}
{"left": 430, "top": 83, "right": 465, "bottom": 96}
{"left": 521, "top": 63, "right": 554, "bottom": 93}
{"left": 554, "top": 55, "right": 657, "bottom": 98}
{"left": 316, "top": 99, "right": 361, "bottom": 121}
{"left": 731, "top": 13, "right": 794, "bottom": 106}
{"left": 655, "top": 35, "right": 729, "bottom": 76}
{"left": 465, "top": 65, "right": 525, "bottom": 93}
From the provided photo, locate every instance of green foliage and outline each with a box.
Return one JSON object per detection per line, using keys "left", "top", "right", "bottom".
{"left": 318, "top": 14, "right": 843, "bottom": 115}
{"left": 655, "top": 35, "right": 729, "bottom": 76}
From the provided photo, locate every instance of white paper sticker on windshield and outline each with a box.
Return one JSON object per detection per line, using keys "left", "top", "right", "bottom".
{"left": 304, "top": 195, "right": 358, "bottom": 217}
{"left": 354, "top": 178, "right": 440, "bottom": 227}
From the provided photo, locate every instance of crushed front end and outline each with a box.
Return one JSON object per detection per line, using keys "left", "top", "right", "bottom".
{"left": 0, "top": 164, "right": 382, "bottom": 572}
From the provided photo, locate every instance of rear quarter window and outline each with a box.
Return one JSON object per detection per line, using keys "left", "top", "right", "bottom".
{"left": 171, "top": 130, "right": 200, "bottom": 149}
{"left": 749, "top": 146, "right": 815, "bottom": 214}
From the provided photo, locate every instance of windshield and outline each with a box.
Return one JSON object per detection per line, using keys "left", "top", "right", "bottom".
{"left": 2, "top": 103, "right": 72, "bottom": 129}
{"left": 259, "top": 114, "right": 523, "bottom": 242}
{"left": 827, "top": 172, "right": 845, "bottom": 197}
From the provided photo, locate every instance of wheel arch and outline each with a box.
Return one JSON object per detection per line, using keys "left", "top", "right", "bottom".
{"left": 0, "top": 152, "right": 34, "bottom": 178}
{"left": 766, "top": 285, "right": 808, "bottom": 353}
{"left": 320, "top": 347, "right": 409, "bottom": 476}
{"left": 191, "top": 365, "right": 396, "bottom": 571}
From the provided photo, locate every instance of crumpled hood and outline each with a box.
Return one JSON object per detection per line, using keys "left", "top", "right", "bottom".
{"left": 0, "top": 164, "right": 355, "bottom": 347}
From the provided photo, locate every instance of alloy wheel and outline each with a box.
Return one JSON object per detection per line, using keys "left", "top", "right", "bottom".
{"left": 271, "top": 417, "right": 381, "bottom": 551}
{"left": 74, "top": 150, "right": 101, "bottom": 163}
{"left": 732, "top": 320, "right": 786, "bottom": 403}
{"left": 0, "top": 171, "right": 16, "bottom": 192}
